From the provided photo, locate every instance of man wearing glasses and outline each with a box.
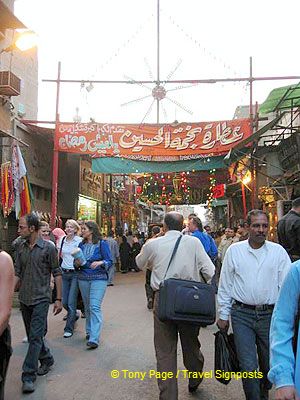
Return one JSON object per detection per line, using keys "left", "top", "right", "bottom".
{"left": 14, "top": 213, "right": 62, "bottom": 394}
{"left": 217, "top": 210, "right": 291, "bottom": 400}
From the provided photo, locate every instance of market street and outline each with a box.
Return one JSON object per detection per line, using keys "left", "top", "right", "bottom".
{"left": 6, "top": 272, "right": 247, "bottom": 400}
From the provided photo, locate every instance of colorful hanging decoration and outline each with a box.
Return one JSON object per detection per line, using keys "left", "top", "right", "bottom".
{"left": 137, "top": 172, "right": 191, "bottom": 205}
{"left": 1, "top": 162, "right": 14, "bottom": 217}
{"left": 11, "top": 144, "right": 32, "bottom": 218}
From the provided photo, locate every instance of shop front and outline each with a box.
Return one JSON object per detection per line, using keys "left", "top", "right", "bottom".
{"left": 77, "top": 159, "right": 103, "bottom": 227}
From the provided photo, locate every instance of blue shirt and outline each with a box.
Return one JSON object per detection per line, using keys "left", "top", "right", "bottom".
{"left": 268, "top": 261, "right": 300, "bottom": 394}
{"left": 77, "top": 240, "right": 112, "bottom": 280}
{"left": 192, "top": 230, "right": 217, "bottom": 258}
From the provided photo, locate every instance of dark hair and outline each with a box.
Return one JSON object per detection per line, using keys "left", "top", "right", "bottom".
{"left": 108, "top": 230, "right": 114, "bottom": 237}
{"left": 188, "top": 213, "right": 197, "bottom": 219}
{"left": 204, "top": 225, "right": 211, "bottom": 230}
{"left": 238, "top": 221, "right": 247, "bottom": 228}
{"left": 246, "top": 209, "right": 268, "bottom": 226}
{"left": 25, "top": 212, "right": 40, "bottom": 232}
{"left": 189, "top": 216, "right": 203, "bottom": 232}
{"left": 122, "top": 235, "right": 128, "bottom": 244}
{"left": 151, "top": 226, "right": 161, "bottom": 235}
{"left": 83, "top": 221, "right": 102, "bottom": 244}
{"left": 292, "top": 197, "right": 300, "bottom": 208}
{"left": 164, "top": 212, "right": 183, "bottom": 231}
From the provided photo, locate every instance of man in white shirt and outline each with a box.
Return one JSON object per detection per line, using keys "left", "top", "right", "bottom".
{"left": 136, "top": 212, "right": 215, "bottom": 400}
{"left": 217, "top": 210, "right": 291, "bottom": 400}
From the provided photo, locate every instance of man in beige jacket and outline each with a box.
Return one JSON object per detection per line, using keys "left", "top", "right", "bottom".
{"left": 136, "top": 212, "right": 215, "bottom": 400}
{"left": 218, "top": 227, "right": 239, "bottom": 263}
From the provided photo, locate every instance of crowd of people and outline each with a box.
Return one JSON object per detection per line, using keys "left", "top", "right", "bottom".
{"left": 0, "top": 200, "right": 300, "bottom": 399}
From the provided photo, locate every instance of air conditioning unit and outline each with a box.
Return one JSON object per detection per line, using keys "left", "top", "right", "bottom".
{"left": 0, "top": 71, "right": 21, "bottom": 96}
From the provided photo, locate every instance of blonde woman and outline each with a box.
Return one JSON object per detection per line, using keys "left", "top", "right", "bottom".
{"left": 58, "top": 219, "right": 82, "bottom": 338}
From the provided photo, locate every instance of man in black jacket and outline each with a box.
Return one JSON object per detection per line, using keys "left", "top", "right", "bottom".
{"left": 277, "top": 197, "right": 300, "bottom": 261}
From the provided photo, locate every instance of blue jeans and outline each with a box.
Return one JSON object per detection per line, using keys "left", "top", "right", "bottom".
{"left": 231, "top": 304, "right": 273, "bottom": 400}
{"left": 78, "top": 279, "right": 107, "bottom": 344}
{"left": 62, "top": 271, "right": 79, "bottom": 333}
{"left": 20, "top": 301, "right": 53, "bottom": 382}
{"left": 107, "top": 263, "right": 116, "bottom": 284}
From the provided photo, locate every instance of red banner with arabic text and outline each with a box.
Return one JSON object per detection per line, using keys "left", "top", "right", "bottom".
{"left": 54, "top": 119, "right": 251, "bottom": 158}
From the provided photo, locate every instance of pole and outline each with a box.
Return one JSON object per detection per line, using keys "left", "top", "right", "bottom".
{"left": 249, "top": 57, "right": 253, "bottom": 136}
{"left": 50, "top": 61, "right": 61, "bottom": 228}
{"left": 109, "top": 173, "right": 113, "bottom": 231}
{"left": 241, "top": 182, "right": 247, "bottom": 220}
{"left": 157, "top": 0, "right": 160, "bottom": 84}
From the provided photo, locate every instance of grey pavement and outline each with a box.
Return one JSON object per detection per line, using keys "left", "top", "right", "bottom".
{"left": 6, "top": 272, "right": 270, "bottom": 400}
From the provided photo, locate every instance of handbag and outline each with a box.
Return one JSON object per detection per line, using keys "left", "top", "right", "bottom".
{"left": 214, "top": 330, "right": 240, "bottom": 385}
{"left": 58, "top": 236, "right": 66, "bottom": 267}
{"left": 158, "top": 235, "right": 216, "bottom": 326}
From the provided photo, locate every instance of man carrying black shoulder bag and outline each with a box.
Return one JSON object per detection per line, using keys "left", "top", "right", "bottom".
{"left": 136, "top": 212, "right": 215, "bottom": 400}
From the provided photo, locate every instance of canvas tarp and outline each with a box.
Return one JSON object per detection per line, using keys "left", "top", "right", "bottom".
{"left": 259, "top": 83, "right": 300, "bottom": 114}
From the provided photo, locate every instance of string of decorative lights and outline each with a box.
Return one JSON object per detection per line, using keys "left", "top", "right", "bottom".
{"left": 206, "top": 168, "right": 217, "bottom": 208}
{"left": 160, "top": 8, "right": 242, "bottom": 79}
{"left": 137, "top": 172, "right": 192, "bottom": 205}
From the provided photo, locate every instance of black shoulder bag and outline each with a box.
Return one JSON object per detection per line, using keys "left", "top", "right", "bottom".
{"left": 59, "top": 236, "right": 66, "bottom": 267}
{"left": 158, "top": 235, "right": 216, "bottom": 326}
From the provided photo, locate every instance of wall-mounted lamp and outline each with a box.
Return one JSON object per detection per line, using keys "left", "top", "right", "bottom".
{"left": 0, "top": 30, "right": 38, "bottom": 54}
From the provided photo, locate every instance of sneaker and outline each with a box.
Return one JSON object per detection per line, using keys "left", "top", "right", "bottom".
{"left": 37, "top": 358, "right": 54, "bottom": 376}
{"left": 22, "top": 336, "right": 28, "bottom": 343}
{"left": 63, "top": 332, "right": 73, "bottom": 338}
{"left": 22, "top": 381, "right": 35, "bottom": 393}
{"left": 86, "top": 341, "right": 98, "bottom": 349}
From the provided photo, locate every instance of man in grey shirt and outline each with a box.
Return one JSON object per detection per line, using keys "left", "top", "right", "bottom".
{"left": 14, "top": 213, "right": 62, "bottom": 394}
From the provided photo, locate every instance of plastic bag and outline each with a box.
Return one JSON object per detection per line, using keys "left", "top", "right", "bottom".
{"left": 214, "top": 330, "right": 240, "bottom": 385}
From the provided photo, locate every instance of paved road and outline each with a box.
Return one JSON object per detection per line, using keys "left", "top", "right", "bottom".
{"left": 6, "top": 272, "right": 267, "bottom": 400}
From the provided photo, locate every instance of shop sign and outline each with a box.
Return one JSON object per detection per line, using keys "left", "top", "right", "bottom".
{"left": 80, "top": 160, "right": 102, "bottom": 201}
{"left": 55, "top": 119, "right": 251, "bottom": 158}
{"left": 77, "top": 195, "right": 98, "bottom": 221}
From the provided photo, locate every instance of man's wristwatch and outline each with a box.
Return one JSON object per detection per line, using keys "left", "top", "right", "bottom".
{"left": 55, "top": 298, "right": 62, "bottom": 301}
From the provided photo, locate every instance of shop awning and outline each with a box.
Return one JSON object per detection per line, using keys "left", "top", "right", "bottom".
{"left": 0, "top": 1, "right": 27, "bottom": 30}
{"left": 92, "top": 156, "right": 226, "bottom": 174}
{"left": 259, "top": 83, "right": 300, "bottom": 114}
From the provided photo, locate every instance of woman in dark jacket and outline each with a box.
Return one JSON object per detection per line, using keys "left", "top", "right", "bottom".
{"left": 131, "top": 236, "right": 141, "bottom": 272}
{"left": 76, "top": 221, "right": 112, "bottom": 349}
{"left": 119, "top": 236, "right": 131, "bottom": 273}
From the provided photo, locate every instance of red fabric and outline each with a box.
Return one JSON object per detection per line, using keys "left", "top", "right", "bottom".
{"left": 212, "top": 184, "right": 225, "bottom": 199}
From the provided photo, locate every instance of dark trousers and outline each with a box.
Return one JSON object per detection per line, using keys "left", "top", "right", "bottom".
{"left": 20, "top": 301, "right": 53, "bottom": 382}
{"left": 0, "top": 327, "right": 12, "bottom": 400}
{"left": 145, "top": 269, "right": 154, "bottom": 302}
{"left": 231, "top": 304, "right": 273, "bottom": 400}
{"left": 153, "top": 293, "right": 204, "bottom": 400}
